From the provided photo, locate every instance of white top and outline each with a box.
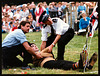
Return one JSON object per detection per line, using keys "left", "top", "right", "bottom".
{"left": 14, "top": 13, "right": 21, "bottom": 20}
{"left": 20, "top": 10, "right": 29, "bottom": 18}
{"left": 41, "top": 18, "right": 69, "bottom": 41}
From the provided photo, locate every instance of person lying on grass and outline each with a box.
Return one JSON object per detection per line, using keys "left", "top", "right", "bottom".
{"left": 30, "top": 43, "right": 97, "bottom": 70}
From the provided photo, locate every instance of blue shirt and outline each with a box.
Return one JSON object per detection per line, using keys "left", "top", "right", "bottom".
{"left": 30, "top": 9, "right": 35, "bottom": 16}
{"left": 78, "top": 5, "right": 86, "bottom": 13}
{"left": 79, "top": 17, "right": 90, "bottom": 29}
{"left": 46, "top": 8, "right": 49, "bottom": 15}
{"left": 61, "top": 5, "right": 66, "bottom": 10}
{"left": 2, "top": 29, "right": 28, "bottom": 48}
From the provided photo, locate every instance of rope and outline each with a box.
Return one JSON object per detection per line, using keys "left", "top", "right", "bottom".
{"left": 83, "top": 24, "right": 94, "bottom": 72}
{"left": 83, "top": 28, "right": 89, "bottom": 72}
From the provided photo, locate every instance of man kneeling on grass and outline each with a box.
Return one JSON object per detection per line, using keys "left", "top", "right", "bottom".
{"left": 31, "top": 43, "right": 97, "bottom": 70}
{"left": 2, "top": 21, "right": 43, "bottom": 69}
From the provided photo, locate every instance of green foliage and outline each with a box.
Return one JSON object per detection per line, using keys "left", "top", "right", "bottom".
{"left": 2, "top": 31, "right": 98, "bottom": 74}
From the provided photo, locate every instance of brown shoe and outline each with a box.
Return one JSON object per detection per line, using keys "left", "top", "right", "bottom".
{"left": 87, "top": 52, "right": 97, "bottom": 70}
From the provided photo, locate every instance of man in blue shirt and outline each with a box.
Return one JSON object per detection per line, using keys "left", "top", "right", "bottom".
{"left": 2, "top": 21, "right": 43, "bottom": 69}
{"left": 77, "top": 2, "right": 86, "bottom": 16}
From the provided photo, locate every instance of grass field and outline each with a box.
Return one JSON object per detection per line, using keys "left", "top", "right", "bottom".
{"left": 2, "top": 31, "right": 98, "bottom": 74}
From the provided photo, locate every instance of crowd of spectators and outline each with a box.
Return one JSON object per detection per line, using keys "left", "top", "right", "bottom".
{"left": 2, "top": 1, "right": 96, "bottom": 34}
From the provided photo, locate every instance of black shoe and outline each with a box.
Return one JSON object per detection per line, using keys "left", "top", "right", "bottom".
{"left": 87, "top": 52, "right": 97, "bottom": 70}
{"left": 21, "top": 66, "right": 35, "bottom": 70}
{"left": 79, "top": 52, "right": 85, "bottom": 69}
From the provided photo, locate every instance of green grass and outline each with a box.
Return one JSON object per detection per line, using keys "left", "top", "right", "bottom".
{"left": 2, "top": 31, "right": 98, "bottom": 74}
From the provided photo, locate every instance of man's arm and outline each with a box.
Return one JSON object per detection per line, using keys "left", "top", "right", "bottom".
{"left": 23, "top": 42, "right": 43, "bottom": 59}
{"left": 48, "top": 34, "right": 61, "bottom": 52}
{"left": 40, "top": 41, "right": 46, "bottom": 51}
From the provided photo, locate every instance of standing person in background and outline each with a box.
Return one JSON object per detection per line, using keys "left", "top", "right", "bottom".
{"left": 75, "top": 2, "right": 80, "bottom": 23}
{"left": 44, "top": 3, "right": 49, "bottom": 15}
{"left": 48, "top": 3, "right": 58, "bottom": 18}
{"left": 77, "top": 2, "right": 86, "bottom": 16}
{"left": 85, "top": 2, "right": 90, "bottom": 17}
{"left": 65, "top": 3, "right": 70, "bottom": 24}
{"left": 13, "top": 6, "right": 21, "bottom": 21}
{"left": 13, "top": 5, "right": 17, "bottom": 15}
{"left": 57, "top": 2, "right": 63, "bottom": 19}
{"left": 29, "top": 3, "right": 36, "bottom": 21}
{"left": 74, "top": 2, "right": 80, "bottom": 34}
{"left": 8, "top": 9, "right": 13, "bottom": 19}
{"left": 88, "top": 2, "right": 95, "bottom": 16}
{"left": 20, "top": 7, "right": 29, "bottom": 20}
{"left": 69, "top": 2, "right": 76, "bottom": 29}
{"left": 61, "top": 2, "right": 67, "bottom": 22}
{"left": 35, "top": 2, "right": 44, "bottom": 32}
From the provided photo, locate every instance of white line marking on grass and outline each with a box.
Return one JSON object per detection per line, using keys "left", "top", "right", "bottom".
{"left": 85, "top": 71, "right": 98, "bottom": 74}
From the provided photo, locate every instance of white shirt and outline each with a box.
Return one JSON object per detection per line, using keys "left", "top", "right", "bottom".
{"left": 20, "top": 10, "right": 29, "bottom": 18}
{"left": 8, "top": 12, "right": 13, "bottom": 18}
{"left": 14, "top": 13, "right": 21, "bottom": 20}
{"left": 41, "top": 18, "right": 69, "bottom": 41}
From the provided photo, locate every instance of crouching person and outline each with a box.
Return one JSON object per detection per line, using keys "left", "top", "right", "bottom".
{"left": 31, "top": 43, "right": 97, "bottom": 70}
{"left": 2, "top": 21, "right": 43, "bottom": 69}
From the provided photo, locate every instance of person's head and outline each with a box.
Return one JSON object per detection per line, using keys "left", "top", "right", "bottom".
{"left": 10, "top": 22, "right": 13, "bottom": 25}
{"left": 22, "top": 7, "right": 26, "bottom": 12}
{"left": 38, "top": 2, "right": 43, "bottom": 8}
{"left": 66, "top": 3, "right": 70, "bottom": 8}
{"left": 75, "top": 2, "right": 79, "bottom": 7}
{"left": 30, "top": 43, "right": 39, "bottom": 52}
{"left": 58, "top": 2, "right": 62, "bottom": 7}
{"left": 17, "top": 8, "right": 20, "bottom": 12}
{"left": 14, "top": 22, "right": 17, "bottom": 27}
{"left": 5, "top": 22, "right": 8, "bottom": 26}
{"left": 16, "top": 19, "right": 19, "bottom": 23}
{"left": 80, "top": 2, "right": 84, "bottom": 6}
{"left": 81, "top": 11, "right": 86, "bottom": 17}
{"left": 18, "top": 21, "right": 30, "bottom": 33}
{"left": 44, "top": 4, "right": 47, "bottom": 8}
{"left": 10, "top": 22, "right": 14, "bottom": 28}
{"left": 71, "top": 2, "right": 75, "bottom": 6}
{"left": 39, "top": 11, "right": 53, "bottom": 25}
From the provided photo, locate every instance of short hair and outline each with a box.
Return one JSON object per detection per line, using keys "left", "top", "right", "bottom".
{"left": 18, "top": 21, "right": 30, "bottom": 29}
{"left": 58, "top": 2, "right": 62, "bottom": 5}
{"left": 10, "top": 22, "right": 13, "bottom": 24}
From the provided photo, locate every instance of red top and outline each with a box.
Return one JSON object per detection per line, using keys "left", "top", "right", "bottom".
{"left": 35, "top": 7, "right": 44, "bottom": 17}
{"left": 12, "top": 26, "right": 18, "bottom": 31}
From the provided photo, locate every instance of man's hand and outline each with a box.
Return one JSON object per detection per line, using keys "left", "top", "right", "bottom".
{"left": 48, "top": 34, "right": 61, "bottom": 53}
{"left": 35, "top": 52, "right": 43, "bottom": 59}
{"left": 40, "top": 41, "right": 46, "bottom": 51}
{"left": 48, "top": 44, "right": 54, "bottom": 53}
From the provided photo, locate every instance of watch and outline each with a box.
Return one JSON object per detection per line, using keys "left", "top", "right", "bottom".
{"left": 52, "top": 43, "right": 55, "bottom": 47}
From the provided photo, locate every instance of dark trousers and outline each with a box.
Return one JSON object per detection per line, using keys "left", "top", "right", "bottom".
{"left": 43, "top": 60, "right": 76, "bottom": 70}
{"left": 74, "top": 22, "right": 79, "bottom": 32}
{"left": 2, "top": 42, "right": 33, "bottom": 68}
{"left": 46, "top": 28, "right": 74, "bottom": 60}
